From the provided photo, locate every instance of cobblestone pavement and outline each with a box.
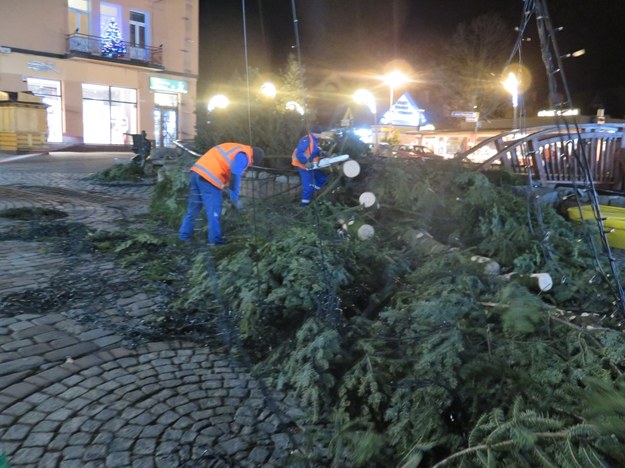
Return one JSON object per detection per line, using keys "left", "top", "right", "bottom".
{"left": 0, "top": 153, "right": 321, "bottom": 467}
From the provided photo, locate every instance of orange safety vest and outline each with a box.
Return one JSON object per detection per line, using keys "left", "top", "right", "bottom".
{"left": 190, "top": 143, "right": 253, "bottom": 190}
{"left": 291, "top": 133, "right": 319, "bottom": 170}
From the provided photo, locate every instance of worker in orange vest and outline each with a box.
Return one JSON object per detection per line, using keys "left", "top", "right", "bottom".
{"left": 292, "top": 130, "right": 327, "bottom": 206}
{"left": 178, "top": 142, "right": 264, "bottom": 244}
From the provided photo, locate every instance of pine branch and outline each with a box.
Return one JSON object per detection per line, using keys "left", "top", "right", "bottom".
{"left": 431, "top": 430, "right": 570, "bottom": 467}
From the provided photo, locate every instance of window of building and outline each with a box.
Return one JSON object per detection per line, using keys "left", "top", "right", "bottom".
{"left": 27, "top": 78, "right": 63, "bottom": 143}
{"left": 68, "top": 0, "right": 89, "bottom": 34}
{"left": 82, "top": 84, "right": 136, "bottom": 144}
{"left": 129, "top": 11, "right": 146, "bottom": 47}
{"left": 100, "top": 2, "right": 122, "bottom": 36}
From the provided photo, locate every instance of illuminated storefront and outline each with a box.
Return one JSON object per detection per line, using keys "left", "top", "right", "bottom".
{"left": 82, "top": 84, "right": 137, "bottom": 144}
{"left": 27, "top": 77, "right": 63, "bottom": 143}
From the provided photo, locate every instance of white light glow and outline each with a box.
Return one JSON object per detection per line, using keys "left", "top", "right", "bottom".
{"left": 285, "top": 101, "right": 304, "bottom": 115}
{"left": 537, "top": 109, "right": 580, "bottom": 117}
{"left": 353, "top": 89, "right": 377, "bottom": 114}
{"left": 502, "top": 72, "right": 519, "bottom": 108}
{"left": 207, "top": 94, "right": 229, "bottom": 111}
{"left": 260, "top": 82, "right": 276, "bottom": 98}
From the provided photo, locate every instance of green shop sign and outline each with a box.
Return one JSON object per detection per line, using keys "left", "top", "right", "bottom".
{"left": 149, "top": 77, "right": 188, "bottom": 94}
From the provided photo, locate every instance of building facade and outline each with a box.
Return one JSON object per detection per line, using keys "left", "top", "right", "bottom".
{"left": 0, "top": 0, "right": 198, "bottom": 148}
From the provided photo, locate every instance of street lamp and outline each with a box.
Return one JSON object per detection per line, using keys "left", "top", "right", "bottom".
{"left": 502, "top": 72, "right": 519, "bottom": 130}
{"left": 260, "top": 81, "right": 276, "bottom": 98}
{"left": 207, "top": 94, "right": 229, "bottom": 112}
{"left": 383, "top": 70, "right": 408, "bottom": 109}
{"left": 353, "top": 88, "right": 378, "bottom": 149}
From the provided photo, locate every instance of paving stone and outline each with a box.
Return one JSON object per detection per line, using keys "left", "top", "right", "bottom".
{"left": 37, "top": 397, "right": 66, "bottom": 412}
{"left": 106, "top": 451, "right": 131, "bottom": 467}
{"left": 108, "top": 437, "right": 134, "bottom": 452}
{"left": 34, "top": 330, "right": 71, "bottom": 344}
{"left": 3, "top": 400, "right": 33, "bottom": 417}
{"left": 17, "top": 410, "right": 47, "bottom": 425}
{"left": 66, "top": 354, "right": 103, "bottom": 372}
{"left": 134, "top": 438, "right": 156, "bottom": 455}
{"left": 14, "top": 324, "right": 57, "bottom": 339}
{"left": 17, "top": 342, "right": 54, "bottom": 357}
{"left": 93, "top": 334, "right": 123, "bottom": 347}
{"left": 3, "top": 423, "right": 30, "bottom": 440}
{"left": 1, "top": 338, "right": 34, "bottom": 352}
{"left": 48, "top": 408, "right": 75, "bottom": 421}
{"left": 45, "top": 382, "right": 69, "bottom": 396}
{"left": 37, "top": 451, "right": 62, "bottom": 468}
{"left": 34, "top": 366, "right": 73, "bottom": 383}
{"left": 0, "top": 413, "right": 15, "bottom": 427}
{"left": 0, "top": 356, "right": 45, "bottom": 375}
{"left": 10, "top": 447, "right": 45, "bottom": 465}
{"left": 62, "top": 445, "right": 86, "bottom": 459}
{"left": 7, "top": 321, "right": 33, "bottom": 332}
{"left": 32, "top": 419, "right": 62, "bottom": 432}
{"left": 84, "top": 444, "right": 107, "bottom": 461}
{"left": 43, "top": 341, "right": 99, "bottom": 361}
{"left": 3, "top": 381, "right": 38, "bottom": 399}
{"left": 22, "top": 431, "right": 55, "bottom": 447}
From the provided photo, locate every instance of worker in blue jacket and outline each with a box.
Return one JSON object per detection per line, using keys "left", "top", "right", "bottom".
{"left": 291, "top": 130, "right": 327, "bottom": 206}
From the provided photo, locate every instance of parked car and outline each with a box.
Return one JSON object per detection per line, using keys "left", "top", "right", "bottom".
{"left": 391, "top": 144, "right": 444, "bottom": 159}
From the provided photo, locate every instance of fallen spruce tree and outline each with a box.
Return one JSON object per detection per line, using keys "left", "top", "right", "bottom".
{"left": 133, "top": 155, "right": 625, "bottom": 466}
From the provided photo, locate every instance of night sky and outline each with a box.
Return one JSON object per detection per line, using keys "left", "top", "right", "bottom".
{"left": 199, "top": 0, "right": 625, "bottom": 118}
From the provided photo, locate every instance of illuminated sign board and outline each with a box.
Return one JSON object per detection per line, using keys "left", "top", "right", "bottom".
{"left": 149, "top": 77, "right": 188, "bottom": 94}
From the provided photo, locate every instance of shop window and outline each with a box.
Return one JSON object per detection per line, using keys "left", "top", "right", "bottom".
{"left": 82, "top": 84, "right": 136, "bottom": 144}
{"left": 27, "top": 78, "right": 63, "bottom": 143}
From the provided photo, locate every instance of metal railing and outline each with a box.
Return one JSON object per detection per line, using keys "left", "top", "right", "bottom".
{"left": 66, "top": 32, "right": 163, "bottom": 68}
{"left": 457, "top": 124, "right": 625, "bottom": 189}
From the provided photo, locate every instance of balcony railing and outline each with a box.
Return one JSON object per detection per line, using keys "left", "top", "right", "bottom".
{"left": 66, "top": 32, "right": 163, "bottom": 68}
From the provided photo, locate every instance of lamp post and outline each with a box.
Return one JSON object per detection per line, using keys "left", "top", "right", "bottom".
{"left": 383, "top": 70, "right": 408, "bottom": 110}
{"left": 502, "top": 72, "right": 519, "bottom": 130}
{"left": 353, "top": 88, "right": 378, "bottom": 150}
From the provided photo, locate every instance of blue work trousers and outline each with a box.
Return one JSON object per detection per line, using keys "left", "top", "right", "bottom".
{"left": 298, "top": 168, "right": 327, "bottom": 206}
{"left": 178, "top": 172, "right": 224, "bottom": 244}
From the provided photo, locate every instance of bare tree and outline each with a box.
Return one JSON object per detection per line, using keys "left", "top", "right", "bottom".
{"left": 435, "top": 13, "right": 515, "bottom": 123}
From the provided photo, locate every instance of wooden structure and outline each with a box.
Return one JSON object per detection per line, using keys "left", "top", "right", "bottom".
{"left": 0, "top": 91, "right": 48, "bottom": 152}
{"left": 458, "top": 124, "right": 625, "bottom": 190}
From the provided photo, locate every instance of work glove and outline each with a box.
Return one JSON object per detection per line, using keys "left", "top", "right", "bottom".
{"left": 305, "top": 161, "right": 314, "bottom": 170}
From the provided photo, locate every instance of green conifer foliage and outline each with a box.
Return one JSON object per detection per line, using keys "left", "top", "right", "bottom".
{"left": 150, "top": 156, "right": 625, "bottom": 466}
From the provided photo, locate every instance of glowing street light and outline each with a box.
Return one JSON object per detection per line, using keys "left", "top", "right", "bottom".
{"left": 353, "top": 89, "right": 376, "bottom": 115}
{"left": 383, "top": 70, "right": 408, "bottom": 109}
{"left": 502, "top": 72, "right": 519, "bottom": 129}
{"left": 260, "top": 81, "right": 276, "bottom": 98}
{"left": 353, "top": 88, "right": 378, "bottom": 148}
{"left": 207, "top": 94, "right": 229, "bottom": 112}
{"left": 285, "top": 101, "right": 304, "bottom": 115}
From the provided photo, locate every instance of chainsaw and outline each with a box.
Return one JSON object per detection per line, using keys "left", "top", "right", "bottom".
{"left": 309, "top": 154, "right": 350, "bottom": 170}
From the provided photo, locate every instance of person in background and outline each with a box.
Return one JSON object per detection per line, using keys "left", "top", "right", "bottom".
{"left": 178, "top": 142, "right": 264, "bottom": 244}
{"left": 292, "top": 129, "right": 327, "bottom": 206}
